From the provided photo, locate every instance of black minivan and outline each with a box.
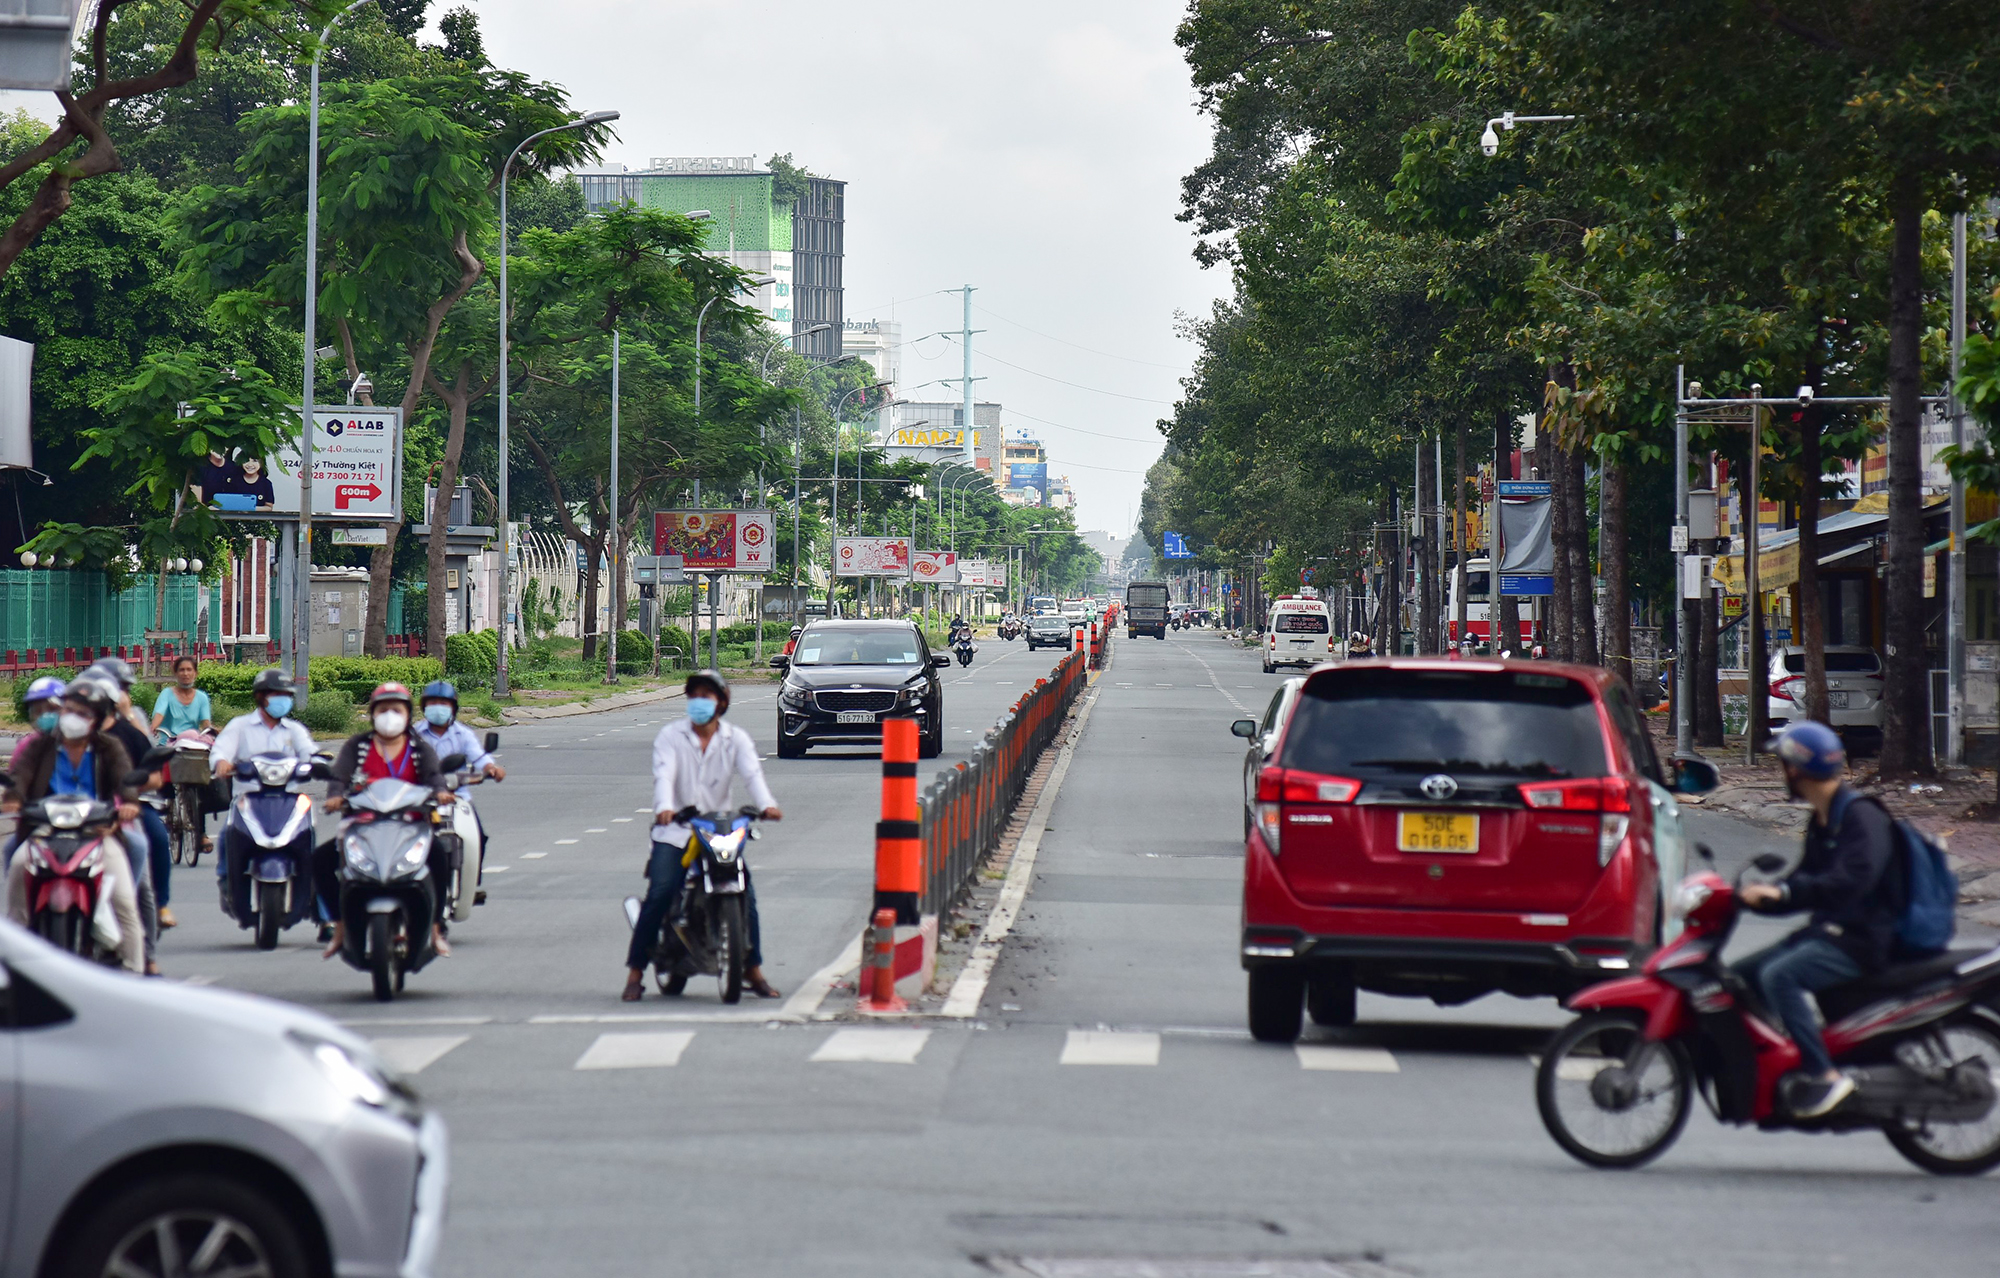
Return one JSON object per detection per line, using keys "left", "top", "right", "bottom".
{"left": 771, "top": 620, "right": 951, "bottom": 758}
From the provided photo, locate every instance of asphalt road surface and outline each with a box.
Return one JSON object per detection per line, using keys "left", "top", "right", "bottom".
{"left": 158, "top": 630, "right": 1998, "bottom": 1278}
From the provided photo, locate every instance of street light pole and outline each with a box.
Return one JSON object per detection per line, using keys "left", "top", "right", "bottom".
{"left": 605, "top": 327, "right": 619, "bottom": 684}
{"left": 298, "top": 0, "right": 377, "bottom": 692}
{"left": 495, "top": 107, "right": 619, "bottom": 697}
{"left": 1949, "top": 209, "right": 1968, "bottom": 766}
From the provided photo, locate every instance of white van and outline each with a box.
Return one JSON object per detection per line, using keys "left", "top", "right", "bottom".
{"left": 1262, "top": 596, "right": 1333, "bottom": 672}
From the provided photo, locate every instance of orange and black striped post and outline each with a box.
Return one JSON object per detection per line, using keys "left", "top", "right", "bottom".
{"left": 875, "top": 717, "right": 922, "bottom": 925}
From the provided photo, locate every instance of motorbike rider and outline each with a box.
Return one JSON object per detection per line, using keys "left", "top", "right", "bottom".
{"left": 415, "top": 680, "right": 505, "bottom": 904}
{"left": 623, "top": 670, "right": 782, "bottom": 1003}
{"left": 71, "top": 668, "right": 167, "bottom": 966}
{"left": 319, "top": 682, "right": 456, "bottom": 958}
{"left": 210, "top": 669, "right": 318, "bottom": 918}
{"left": 1733, "top": 720, "right": 1904, "bottom": 1118}
{"left": 6, "top": 676, "right": 67, "bottom": 773}
{"left": 151, "top": 655, "right": 215, "bottom": 741}
{"left": 1, "top": 681, "right": 145, "bottom": 972}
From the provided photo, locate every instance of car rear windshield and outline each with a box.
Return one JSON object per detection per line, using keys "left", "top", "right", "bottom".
{"left": 1274, "top": 612, "right": 1329, "bottom": 634}
{"left": 1783, "top": 651, "right": 1880, "bottom": 673}
{"left": 794, "top": 627, "right": 922, "bottom": 665}
{"left": 1280, "top": 669, "right": 1608, "bottom": 780}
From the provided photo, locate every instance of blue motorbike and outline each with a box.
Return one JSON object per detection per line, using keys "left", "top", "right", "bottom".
{"left": 223, "top": 753, "right": 326, "bottom": 949}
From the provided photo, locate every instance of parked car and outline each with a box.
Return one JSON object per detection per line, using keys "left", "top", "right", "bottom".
{"left": 0, "top": 919, "right": 447, "bottom": 1278}
{"left": 771, "top": 619, "right": 951, "bottom": 758}
{"left": 1240, "top": 677, "right": 1306, "bottom": 838}
{"left": 1766, "top": 644, "right": 1884, "bottom": 747}
{"left": 1025, "top": 613, "right": 1076, "bottom": 651}
{"left": 1230, "top": 658, "right": 1715, "bottom": 1042}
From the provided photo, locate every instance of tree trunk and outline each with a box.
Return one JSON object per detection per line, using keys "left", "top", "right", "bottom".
{"left": 1601, "top": 446, "right": 1631, "bottom": 687}
{"left": 1495, "top": 407, "right": 1522, "bottom": 654}
{"left": 1569, "top": 441, "right": 1599, "bottom": 666}
{"left": 1797, "top": 394, "right": 1829, "bottom": 724}
{"left": 426, "top": 364, "right": 474, "bottom": 661}
{"left": 1544, "top": 418, "right": 1572, "bottom": 660}
{"left": 1881, "top": 169, "right": 1932, "bottom": 776}
{"left": 1416, "top": 438, "right": 1438, "bottom": 653}
{"left": 1698, "top": 585, "right": 1724, "bottom": 746}
{"left": 1379, "top": 484, "right": 1399, "bottom": 656}
{"left": 1454, "top": 418, "right": 1468, "bottom": 650}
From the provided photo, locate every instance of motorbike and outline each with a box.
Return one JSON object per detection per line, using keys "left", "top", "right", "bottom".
{"left": 332, "top": 752, "right": 467, "bottom": 1001}
{"left": 954, "top": 633, "right": 976, "bottom": 666}
{"left": 0, "top": 770, "right": 125, "bottom": 963}
{"left": 624, "top": 806, "right": 762, "bottom": 1004}
{"left": 437, "top": 732, "right": 502, "bottom": 922}
{"left": 222, "top": 753, "right": 326, "bottom": 950}
{"left": 999, "top": 617, "right": 1022, "bottom": 641}
{"left": 1537, "top": 846, "right": 2000, "bottom": 1174}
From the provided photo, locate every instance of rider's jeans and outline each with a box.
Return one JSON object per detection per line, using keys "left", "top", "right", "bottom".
{"left": 138, "top": 804, "right": 171, "bottom": 907}
{"left": 625, "top": 839, "right": 764, "bottom": 972}
{"left": 1733, "top": 931, "right": 1862, "bottom": 1076}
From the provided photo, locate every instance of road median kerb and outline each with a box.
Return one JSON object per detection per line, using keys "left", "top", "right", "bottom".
{"left": 502, "top": 686, "right": 684, "bottom": 722}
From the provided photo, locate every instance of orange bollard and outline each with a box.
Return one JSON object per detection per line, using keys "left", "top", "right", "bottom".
{"left": 861, "top": 907, "right": 905, "bottom": 1012}
{"left": 875, "top": 718, "right": 921, "bottom": 926}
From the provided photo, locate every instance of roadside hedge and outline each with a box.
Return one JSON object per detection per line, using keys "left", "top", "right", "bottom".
{"left": 193, "top": 655, "right": 443, "bottom": 704}
{"left": 444, "top": 630, "right": 499, "bottom": 679}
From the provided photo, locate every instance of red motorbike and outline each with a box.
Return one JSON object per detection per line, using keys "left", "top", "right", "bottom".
{"left": 10, "top": 790, "right": 124, "bottom": 960}
{"left": 1537, "top": 848, "right": 2000, "bottom": 1175}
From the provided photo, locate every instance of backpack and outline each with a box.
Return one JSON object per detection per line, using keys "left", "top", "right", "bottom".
{"left": 1830, "top": 790, "right": 1958, "bottom": 956}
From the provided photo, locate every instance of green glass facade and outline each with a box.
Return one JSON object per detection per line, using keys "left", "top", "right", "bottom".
{"left": 640, "top": 174, "right": 792, "bottom": 253}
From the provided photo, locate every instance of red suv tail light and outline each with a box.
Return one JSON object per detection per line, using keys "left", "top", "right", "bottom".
{"left": 1258, "top": 766, "right": 1361, "bottom": 804}
{"left": 1518, "top": 777, "right": 1634, "bottom": 866}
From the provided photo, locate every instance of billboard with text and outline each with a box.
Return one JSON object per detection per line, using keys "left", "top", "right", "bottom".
{"left": 652, "top": 510, "right": 776, "bottom": 572}
{"left": 206, "top": 406, "right": 403, "bottom": 522}
{"left": 834, "top": 536, "right": 909, "bottom": 577}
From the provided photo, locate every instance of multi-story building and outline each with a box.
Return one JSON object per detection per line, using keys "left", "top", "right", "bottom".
{"left": 881, "top": 401, "right": 1001, "bottom": 475}
{"left": 1002, "top": 431, "right": 1047, "bottom": 498}
{"left": 842, "top": 318, "right": 901, "bottom": 388}
{"left": 572, "top": 157, "right": 844, "bottom": 357}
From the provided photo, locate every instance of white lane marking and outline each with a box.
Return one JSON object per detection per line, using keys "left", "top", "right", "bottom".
{"left": 1172, "top": 642, "right": 1251, "bottom": 713}
{"left": 529, "top": 1011, "right": 783, "bottom": 1025}
{"left": 343, "top": 1016, "right": 492, "bottom": 1028}
{"left": 486, "top": 866, "right": 509, "bottom": 872}
{"left": 574, "top": 1031, "right": 695, "bottom": 1070}
{"left": 585, "top": 828, "right": 608, "bottom": 833}
{"left": 519, "top": 853, "right": 546, "bottom": 860}
{"left": 1295, "top": 1045, "right": 1399, "bottom": 1073}
{"left": 370, "top": 1036, "right": 468, "bottom": 1075}
{"left": 179, "top": 974, "right": 217, "bottom": 987}
{"left": 536, "top": 744, "right": 551, "bottom": 749}
{"left": 1529, "top": 1054, "right": 1612, "bottom": 1082}
{"left": 635, "top": 808, "right": 652, "bottom": 813}
{"left": 1061, "top": 1030, "right": 1160, "bottom": 1066}
{"left": 942, "top": 678, "right": 1103, "bottom": 1018}
{"left": 555, "top": 838, "right": 579, "bottom": 845}
{"left": 612, "top": 818, "right": 633, "bottom": 823}
{"left": 781, "top": 930, "right": 864, "bottom": 1021}
{"left": 811, "top": 1028, "right": 931, "bottom": 1064}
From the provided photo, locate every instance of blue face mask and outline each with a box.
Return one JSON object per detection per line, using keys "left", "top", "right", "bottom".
{"left": 685, "top": 697, "right": 719, "bottom": 725}
{"left": 424, "top": 704, "right": 454, "bottom": 727}
{"left": 34, "top": 710, "right": 58, "bottom": 733}
{"left": 264, "top": 695, "right": 294, "bottom": 719}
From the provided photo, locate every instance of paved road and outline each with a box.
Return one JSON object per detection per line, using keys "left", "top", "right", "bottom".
{"left": 159, "top": 630, "right": 1997, "bottom": 1277}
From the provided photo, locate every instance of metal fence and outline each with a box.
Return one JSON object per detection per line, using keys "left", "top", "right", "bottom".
{"left": 918, "top": 646, "right": 1088, "bottom": 918}
{"left": 1, "top": 569, "right": 218, "bottom": 652}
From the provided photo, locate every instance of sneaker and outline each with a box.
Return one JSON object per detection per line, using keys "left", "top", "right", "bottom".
{"left": 1792, "top": 1072, "right": 1858, "bottom": 1118}
{"left": 157, "top": 906, "right": 177, "bottom": 929}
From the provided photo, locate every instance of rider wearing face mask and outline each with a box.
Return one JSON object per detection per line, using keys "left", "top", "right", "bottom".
{"left": 6, "top": 676, "right": 68, "bottom": 774}
{"left": 320, "top": 683, "right": 453, "bottom": 957}
{"left": 622, "top": 670, "right": 783, "bottom": 1002}
{"left": 210, "top": 669, "right": 319, "bottom": 915}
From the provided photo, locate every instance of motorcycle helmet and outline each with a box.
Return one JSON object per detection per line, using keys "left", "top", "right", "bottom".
{"left": 684, "top": 669, "right": 730, "bottom": 713}
{"left": 21, "top": 675, "right": 65, "bottom": 708}
{"left": 69, "top": 669, "right": 123, "bottom": 704}
{"left": 88, "top": 655, "right": 137, "bottom": 689}
{"left": 1770, "top": 720, "right": 1845, "bottom": 780}
{"left": 251, "top": 668, "right": 296, "bottom": 698}
{"left": 421, "top": 679, "right": 459, "bottom": 707}
{"left": 62, "top": 678, "right": 116, "bottom": 724}
{"left": 367, "top": 681, "right": 415, "bottom": 710}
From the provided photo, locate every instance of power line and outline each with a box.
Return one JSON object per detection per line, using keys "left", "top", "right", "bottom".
{"left": 939, "top": 335, "right": 1174, "bottom": 405}
{"left": 972, "top": 303, "right": 1188, "bottom": 369}
{"left": 1006, "top": 407, "right": 1162, "bottom": 444}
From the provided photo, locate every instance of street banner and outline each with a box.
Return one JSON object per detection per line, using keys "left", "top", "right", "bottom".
{"left": 209, "top": 406, "right": 403, "bottom": 522}
{"left": 652, "top": 510, "right": 775, "bottom": 572}
{"left": 0, "top": 336, "right": 29, "bottom": 468}
{"left": 1497, "top": 495, "right": 1553, "bottom": 576}
{"left": 834, "top": 536, "right": 909, "bottom": 577}
{"left": 1163, "top": 531, "right": 1193, "bottom": 560}
{"left": 912, "top": 550, "right": 959, "bottom": 584}
{"left": 960, "top": 558, "right": 991, "bottom": 587}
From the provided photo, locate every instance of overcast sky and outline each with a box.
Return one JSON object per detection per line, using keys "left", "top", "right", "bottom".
{"left": 477, "top": 0, "right": 1221, "bottom": 536}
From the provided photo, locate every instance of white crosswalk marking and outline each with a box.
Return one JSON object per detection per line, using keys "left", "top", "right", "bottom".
{"left": 1295, "top": 1044, "right": 1399, "bottom": 1073}
{"left": 810, "top": 1029, "right": 931, "bottom": 1064}
{"left": 1529, "top": 1054, "right": 1612, "bottom": 1082}
{"left": 1060, "top": 1030, "right": 1160, "bottom": 1066}
{"left": 574, "top": 1032, "right": 696, "bottom": 1070}
{"left": 370, "top": 1036, "right": 468, "bottom": 1075}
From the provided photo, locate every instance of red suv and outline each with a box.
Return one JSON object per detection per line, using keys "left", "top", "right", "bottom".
{"left": 1234, "top": 659, "right": 1677, "bottom": 1042}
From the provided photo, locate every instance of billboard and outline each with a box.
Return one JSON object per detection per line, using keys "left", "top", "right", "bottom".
{"left": 1008, "top": 461, "right": 1048, "bottom": 492}
{"left": 652, "top": 510, "right": 776, "bottom": 572}
{"left": 960, "top": 558, "right": 1006, "bottom": 589}
{"left": 1162, "top": 531, "right": 1194, "bottom": 560}
{"left": 204, "top": 406, "right": 404, "bottom": 522}
{"left": 834, "top": 536, "right": 909, "bottom": 577}
{"left": 883, "top": 424, "right": 991, "bottom": 459}
{"left": 911, "top": 550, "right": 959, "bottom": 584}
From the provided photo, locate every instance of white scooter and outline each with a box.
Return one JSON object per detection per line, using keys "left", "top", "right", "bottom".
{"left": 439, "top": 731, "right": 502, "bottom": 923}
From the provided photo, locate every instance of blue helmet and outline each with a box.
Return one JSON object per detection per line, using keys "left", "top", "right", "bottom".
{"left": 420, "top": 680, "right": 458, "bottom": 706}
{"left": 21, "top": 675, "right": 65, "bottom": 707}
{"left": 1771, "top": 720, "right": 1845, "bottom": 780}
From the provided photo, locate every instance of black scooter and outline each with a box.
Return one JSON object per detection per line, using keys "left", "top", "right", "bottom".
{"left": 332, "top": 751, "right": 468, "bottom": 1001}
{"left": 625, "top": 806, "right": 762, "bottom": 1003}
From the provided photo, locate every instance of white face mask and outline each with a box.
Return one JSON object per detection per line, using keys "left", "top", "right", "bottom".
{"left": 373, "top": 709, "right": 408, "bottom": 738}
{"left": 58, "top": 711, "right": 93, "bottom": 741}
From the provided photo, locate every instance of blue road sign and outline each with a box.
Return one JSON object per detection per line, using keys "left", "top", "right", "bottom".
{"left": 1499, "top": 573, "right": 1554, "bottom": 596}
{"left": 1163, "top": 531, "right": 1194, "bottom": 560}
{"left": 1496, "top": 481, "right": 1551, "bottom": 498}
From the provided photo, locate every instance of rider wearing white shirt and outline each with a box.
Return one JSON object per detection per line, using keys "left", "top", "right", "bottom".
{"left": 208, "top": 669, "right": 317, "bottom": 914}
{"left": 623, "top": 670, "right": 781, "bottom": 1002}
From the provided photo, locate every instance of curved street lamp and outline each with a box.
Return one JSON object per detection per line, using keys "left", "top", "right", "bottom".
{"left": 493, "top": 107, "right": 619, "bottom": 695}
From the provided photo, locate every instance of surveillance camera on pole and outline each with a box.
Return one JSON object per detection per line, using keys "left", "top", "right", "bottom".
{"left": 1796, "top": 385, "right": 1814, "bottom": 407}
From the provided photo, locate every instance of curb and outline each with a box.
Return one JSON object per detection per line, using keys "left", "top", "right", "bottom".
{"left": 503, "top": 686, "right": 683, "bottom": 722}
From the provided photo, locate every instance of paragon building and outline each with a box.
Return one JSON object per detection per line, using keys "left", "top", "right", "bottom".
{"left": 574, "top": 156, "right": 845, "bottom": 360}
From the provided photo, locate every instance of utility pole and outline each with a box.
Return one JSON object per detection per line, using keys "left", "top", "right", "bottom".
{"left": 605, "top": 328, "right": 619, "bottom": 684}
{"left": 1675, "top": 365, "right": 1692, "bottom": 756}
{"left": 1949, "top": 210, "right": 1968, "bottom": 766}
{"left": 961, "top": 286, "right": 976, "bottom": 466}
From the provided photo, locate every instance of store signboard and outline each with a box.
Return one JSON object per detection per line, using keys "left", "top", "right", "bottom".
{"left": 209, "top": 406, "right": 403, "bottom": 521}
{"left": 651, "top": 510, "right": 775, "bottom": 572}
{"left": 912, "top": 550, "right": 959, "bottom": 584}
{"left": 834, "top": 536, "right": 909, "bottom": 577}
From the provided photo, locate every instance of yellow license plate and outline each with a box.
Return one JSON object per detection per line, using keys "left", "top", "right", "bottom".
{"left": 1398, "top": 811, "right": 1479, "bottom": 853}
